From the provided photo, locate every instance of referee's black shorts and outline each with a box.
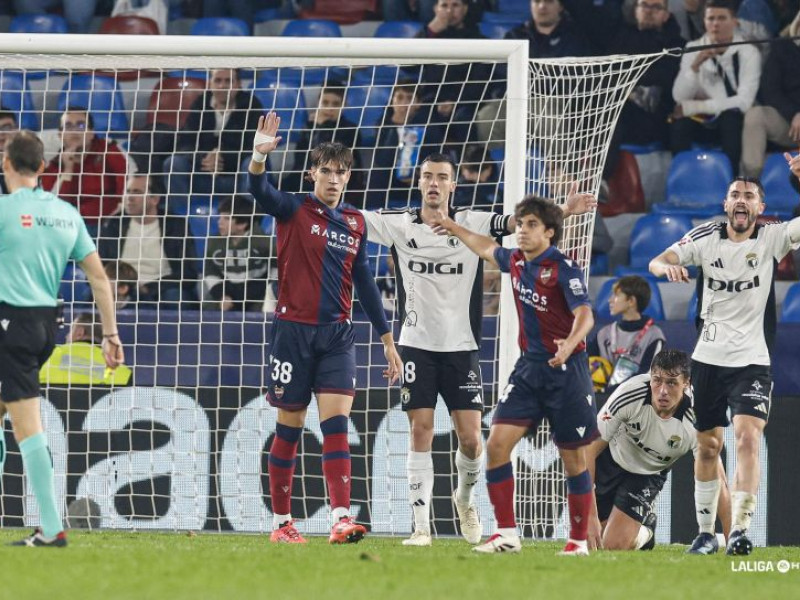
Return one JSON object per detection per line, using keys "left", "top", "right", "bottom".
{"left": 0, "top": 303, "right": 57, "bottom": 402}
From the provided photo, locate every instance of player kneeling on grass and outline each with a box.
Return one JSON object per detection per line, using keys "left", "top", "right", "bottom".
{"left": 586, "top": 349, "right": 731, "bottom": 550}
{"left": 431, "top": 195, "right": 598, "bottom": 555}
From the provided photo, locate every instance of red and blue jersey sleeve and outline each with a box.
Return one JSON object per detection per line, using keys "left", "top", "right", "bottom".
{"left": 557, "top": 257, "right": 591, "bottom": 312}
{"left": 494, "top": 246, "right": 514, "bottom": 272}
{"left": 248, "top": 171, "right": 302, "bottom": 220}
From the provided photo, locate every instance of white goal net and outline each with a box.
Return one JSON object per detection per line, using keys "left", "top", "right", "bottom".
{"left": 0, "top": 33, "right": 662, "bottom": 538}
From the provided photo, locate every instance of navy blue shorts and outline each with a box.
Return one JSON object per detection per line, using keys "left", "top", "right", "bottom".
{"left": 493, "top": 351, "right": 599, "bottom": 448}
{"left": 266, "top": 319, "right": 356, "bottom": 411}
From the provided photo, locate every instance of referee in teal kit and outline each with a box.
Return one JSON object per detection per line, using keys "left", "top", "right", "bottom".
{"left": 0, "top": 131, "right": 124, "bottom": 547}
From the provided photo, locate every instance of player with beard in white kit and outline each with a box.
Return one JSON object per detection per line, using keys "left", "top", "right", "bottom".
{"left": 650, "top": 163, "right": 800, "bottom": 555}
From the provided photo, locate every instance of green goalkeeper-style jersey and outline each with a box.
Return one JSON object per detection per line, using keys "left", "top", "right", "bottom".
{"left": 0, "top": 186, "right": 96, "bottom": 307}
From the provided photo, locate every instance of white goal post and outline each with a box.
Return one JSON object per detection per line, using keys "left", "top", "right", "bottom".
{"left": 0, "top": 32, "right": 664, "bottom": 538}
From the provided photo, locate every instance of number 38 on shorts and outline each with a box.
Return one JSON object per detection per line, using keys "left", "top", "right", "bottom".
{"left": 265, "top": 319, "right": 358, "bottom": 411}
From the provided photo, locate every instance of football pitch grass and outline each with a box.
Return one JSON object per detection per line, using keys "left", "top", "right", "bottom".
{"left": 0, "top": 531, "right": 798, "bottom": 600}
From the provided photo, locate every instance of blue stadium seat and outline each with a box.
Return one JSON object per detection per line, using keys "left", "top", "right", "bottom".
{"left": 374, "top": 20, "right": 421, "bottom": 38}
{"left": 615, "top": 213, "right": 694, "bottom": 277}
{"left": 761, "top": 152, "right": 798, "bottom": 218}
{"left": 261, "top": 215, "right": 275, "bottom": 235}
{"left": 590, "top": 253, "right": 609, "bottom": 276}
{"left": 653, "top": 150, "right": 732, "bottom": 217}
{"left": 343, "top": 81, "right": 392, "bottom": 144}
{"left": 780, "top": 283, "right": 800, "bottom": 322}
{"left": 188, "top": 210, "right": 220, "bottom": 260}
{"left": 57, "top": 74, "right": 129, "bottom": 134}
{"left": 594, "top": 277, "right": 665, "bottom": 321}
{"left": 254, "top": 8, "right": 281, "bottom": 22}
{"left": 480, "top": 21, "right": 513, "bottom": 39}
{"left": 251, "top": 72, "right": 307, "bottom": 131}
{"left": 481, "top": 12, "right": 525, "bottom": 25}
{"left": 9, "top": 14, "right": 68, "bottom": 33}
{"left": 365, "top": 241, "right": 390, "bottom": 277}
{"left": 59, "top": 262, "right": 91, "bottom": 305}
{"left": 620, "top": 142, "right": 665, "bottom": 154}
{"left": 497, "top": 0, "right": 531, "bottom": 14}
{"left": 489, "top": 147, "right": 505, "bottom": 164}
{"left": 190, "top": 17, "right": 250, "bottom": 36}
{"left": 0, "top": 71, "right": 39, "bottom": 130}
{"left": 282, "top": 19, "right": 342, "bottom": 37}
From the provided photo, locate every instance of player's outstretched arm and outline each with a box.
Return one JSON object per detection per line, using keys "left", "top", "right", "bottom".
{"left": 785, "top": 151, "right": 800, "bottom": 181}
{"left": 248, "top": 112, "right": 282, "bottom": 176}
{"left": 782, "top": 152, "right": 800, "bottom": 243}
{"left": 247, "top": 112, "right": 298, "bottom": 218}
{"left": 430, "top": 210, "right": 500, "bottom": 267}
{"left": 80, "top": 251, "right": 124, "bottom": 369}
{"left": 503, "top": 183, "right": 598, "bottom": 232}
{"left": 562, "top": 182, "right": 598, "bottom": 217}
{"left": 649, "top": 249, "right": 690, "bottom": 282}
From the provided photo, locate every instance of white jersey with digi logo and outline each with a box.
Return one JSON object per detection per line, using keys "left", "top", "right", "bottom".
{"left": 669, "top": 221, "right": 793, "bottom": 367}
{"left": 362, "top": 208, "right": 509, "bottom": 352}
{"left": 598, "top": 374, "right": 697, "bottom": 476}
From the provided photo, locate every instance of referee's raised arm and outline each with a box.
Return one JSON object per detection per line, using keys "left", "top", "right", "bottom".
{"left": 0, "top": 130, "right": 122, "bottom": 548}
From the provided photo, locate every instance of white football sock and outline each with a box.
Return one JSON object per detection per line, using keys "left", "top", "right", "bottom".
{"left": 454, "top": 448, "right": 482, "bottom": 506}
{"left": 731, "top": 491, "right": 757, "bottom": 532}
{"left": 635, "top": 524, "right": 653, "bottom": 549}
{"left": 695, "top": 478, "right": 720, "bottom": 535}
{"left": 497, "top": 527, "right": 518, "bottom": 539}
{"left": 273, "top": 513, "right": 292, "bottom": 529}
{"left": 407, "top": 450, "right": 434, "bottom": 533}
{"left": 331, "top": 506, "right": 349, "bottom": 523}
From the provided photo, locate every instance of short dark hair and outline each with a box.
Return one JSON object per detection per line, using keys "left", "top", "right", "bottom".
{"left": 320, "top": 82, "right": 346, "bottom": 100}
{"left": 309, "top": 141, "right": 353, "bottom": 170}
{"left": 705, "top": 0, "right": 738, "bottom": 15}
{"left": 650, "top": 349, "right": 690, "bottom": 380}
{"left": 129, "top": 173, "right": 165, "bottom": 197}
{"left": 613, "top": 275, "right": 651, "bottom": 312}
{"left": 73, "top": 313, "right": 103, "bottom": 345}
{"left": 0, "top": 110, "right": 17, "bottom": 124}
{"left": 211, "top": 67, "right": 243, "bottom": 82}
{"left": 6, "top": 130, "right": 44, "bottom": 175}
{"left": 729, "top": 176, "right": 764, "bottom": 200}
{"left": 513, "top": 195, "right": 563, "bottom": 246}
{"left": 104, "top": 260, "right": 138, "bottom": 285}
{"left": 61, "top": 107, "right": 94, "bottom": 131}
{"left": 393, "top": 80, "right": 419, "bottom": 99}
{"left": 219, "top": 194, "right": 256, "bottom": 229}
{"left": 420, "top": 153, "right": 457, "bottom": 178}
